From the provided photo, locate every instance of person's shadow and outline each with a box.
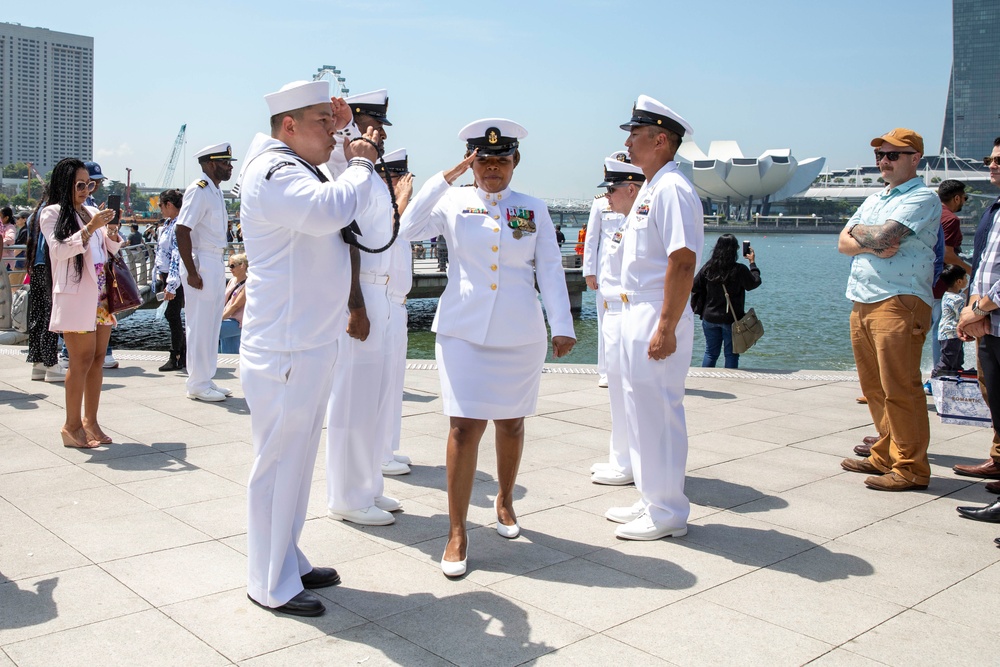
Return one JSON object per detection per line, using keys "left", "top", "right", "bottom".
{"left": 0, "top": 574, "right": 58, "bottom": 629}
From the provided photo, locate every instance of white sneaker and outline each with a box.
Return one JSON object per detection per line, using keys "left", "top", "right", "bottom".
{"left": 381, "top": 460, "right": 411, "bottom": 476}
{"left": 374, "top": 495, "right": 403, "bottom": 512}
{"left": 328, "top": 506, "right": 395, "bottom": 526}
{"left": 393, "top": 453, "right": 412, "bottom": 465}
{"left": 615, "top": 512, "right": 687, "bottom": 541}
{"left": 58, "top": 354, "right": 69, "bottom": 370}
{"left": 598, "top": 375, "right": 609, "bottom": 388}
{"left": 44, "top": 365, "right": 67, "bottom": 383}
{"left": 604, "top": 500, "right": 646, "bottom": 524}
{"left": 186, "top": 388, "right": 227, "bottom": 402}
{"left": 590, "top": 461, "right": 614, "bottom": 474}
{"left": 103, "top": 352, "right": 119, "bottom": 369}
{"left": 591, "top": 469, "right": 634, "bottom": 486}
{"left": 31, "top": 363, "right": 45, "bottom": 381}
{"left": 211, "top": 383, "right": 233, "bottom": 397}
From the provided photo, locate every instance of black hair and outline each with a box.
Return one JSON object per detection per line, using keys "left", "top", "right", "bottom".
{"left": 702, "top": 234, "right": 739, "bottom": 283}
{"left": 994, "top": 137, "right": 1000, "bottom": 148}
{"left": 24, "top": 193, "right": 48, "bottom": 273}
{"left": 47, "top": 158, "right": 88, "bottom": 282}
{"left": 159, "top": 188, "right": 183, "bottom": 209}
{"left": 1, "top": 207, "right": 12, "bottom": 223}
{"left": 941, "top": 263, "right": 967, "bottom": 288}
{"left": 938, "top": 179, "right": 966, "bottom": 202}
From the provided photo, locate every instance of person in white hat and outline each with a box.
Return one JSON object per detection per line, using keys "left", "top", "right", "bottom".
{"left": 174, "top": 142, "right": 236, "bottom": 402}
{"left": 606, "top": 95, "right": 703, "bottom": 540}
{"left": 399, "top": 118, "right": 576, "bottom": 577}
{"left": 586, "top": 154, "right": 645, "bottom": 487}
{"left": 323, "top": 91, "right": 414, "bottom": 528}
{"left": 239, "top": 79, "right": 380, "bottom": 618}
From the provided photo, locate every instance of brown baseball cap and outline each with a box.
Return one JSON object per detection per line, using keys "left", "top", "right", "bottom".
{"left": 870, "top": 128, "right": 924, "bottom": 154}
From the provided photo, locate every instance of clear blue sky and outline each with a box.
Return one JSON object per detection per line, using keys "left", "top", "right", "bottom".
{"left": 8, "top": 0, "right": 954, "bottom": 199}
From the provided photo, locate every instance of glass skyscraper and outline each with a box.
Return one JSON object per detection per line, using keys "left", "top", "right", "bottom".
{"left": 941, "top": 0, "right": 1000, "bottom": 159}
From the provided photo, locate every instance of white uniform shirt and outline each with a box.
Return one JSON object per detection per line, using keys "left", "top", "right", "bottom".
{"left": 238, "top": 134, "right": 373, "bottom": 351}
{"left": 620, "top": 161, "right": 704, "bottom": 294}
{"left": 582, "top": 197, "right": 627, "bottom": 298}
{"left": 175, "top": 171, "right": 228, "bottom": 251}
{"left": 400, "top": 172, "right": 575, "bottom": 347}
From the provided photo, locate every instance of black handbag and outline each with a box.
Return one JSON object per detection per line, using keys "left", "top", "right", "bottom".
{"left": 105, "top": 251, "right": 141, "bottom": 314}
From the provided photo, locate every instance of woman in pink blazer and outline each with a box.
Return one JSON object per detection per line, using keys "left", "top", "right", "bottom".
{"left": 39, "top": 158, "right": 122, "bottom": 449}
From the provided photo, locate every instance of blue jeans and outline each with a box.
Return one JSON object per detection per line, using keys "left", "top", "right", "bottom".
{"left": 218, "top": 319, "right": 242, "bottom": 354}
{"left": 702, "top": 320, "right": 738, "bottom": 368}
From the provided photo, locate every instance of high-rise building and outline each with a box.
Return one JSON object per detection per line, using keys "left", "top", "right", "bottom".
{"left": 0, "top": 23, "right": 94, "bottom": 175}
{"left": 941, "top": 1, "right": 1000, "bottom": 159}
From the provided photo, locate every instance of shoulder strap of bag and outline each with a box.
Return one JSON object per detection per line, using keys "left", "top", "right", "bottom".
{"left": 721, "top": 283, "right": 738, "bottom": 323}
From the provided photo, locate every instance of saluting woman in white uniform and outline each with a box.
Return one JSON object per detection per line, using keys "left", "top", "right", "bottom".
{"left": 399, "top": 119, "right": 576, "bottom": 577}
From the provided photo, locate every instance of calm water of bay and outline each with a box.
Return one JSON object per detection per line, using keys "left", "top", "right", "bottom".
{"left": 111, "top": 232, "right": 937, "bottom": 372}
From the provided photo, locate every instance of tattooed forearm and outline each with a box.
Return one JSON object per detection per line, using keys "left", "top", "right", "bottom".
{"left": 851, "top": 220, "right": 911, "bottom": 251}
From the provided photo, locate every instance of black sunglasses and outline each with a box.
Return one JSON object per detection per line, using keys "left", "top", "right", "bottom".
{"left": 874, "top": 150, "right": 917, "bottom": 162}
{"left": 984, "top": 156, "right": 1000, "bottom": 167}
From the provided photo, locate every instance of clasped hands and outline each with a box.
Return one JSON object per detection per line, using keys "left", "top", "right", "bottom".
{"left": 958, "top": 306, "right": 991, "bottom": 341}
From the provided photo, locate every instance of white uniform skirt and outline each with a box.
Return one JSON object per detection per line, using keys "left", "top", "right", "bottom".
{"left": 436, "top": 334, "right": 548, "bottom": 419}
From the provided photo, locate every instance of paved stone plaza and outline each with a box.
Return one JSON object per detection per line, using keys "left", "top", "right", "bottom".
{"left": 1, "top": 347, "right": 998, "bottom": 666}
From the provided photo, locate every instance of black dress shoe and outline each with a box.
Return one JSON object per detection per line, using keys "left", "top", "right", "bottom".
{"left": 956, "top": 499, "right": 1000, "bottom": 523}
{"left": 994, "top": 537, "right": 1000, "bottom": 546}
{"left": 248, "top": 590, "right": 325, "bottom": 617}
{"left": 301, "top": 566, "right": 341, "bottom": 589}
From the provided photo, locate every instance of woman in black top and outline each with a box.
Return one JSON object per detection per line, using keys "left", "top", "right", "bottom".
{"left": 691, "top": 234, "right": 762, "bottom": 368}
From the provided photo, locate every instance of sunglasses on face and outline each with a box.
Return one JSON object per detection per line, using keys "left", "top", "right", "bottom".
{"left": 874, "top": 150, "right": 917, "bottom": 162}
{"left": 228, "top": 263, "right": 242, "bottom": 269}
{"left": 984, "top": 156, "right": 1000, "bottom": 167}
{"left": 75, "top": 180, "right": 97, "bottom": 193}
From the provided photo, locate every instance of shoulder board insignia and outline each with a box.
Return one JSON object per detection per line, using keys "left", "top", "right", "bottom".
{"left": 265, "top": 161, "right": 295, "bottom": 180}
{"left": 594, "top": 193, "right": 606, "bottom": 200}
{"left": 197, "top": 180, "right": 208, "bottom": 188}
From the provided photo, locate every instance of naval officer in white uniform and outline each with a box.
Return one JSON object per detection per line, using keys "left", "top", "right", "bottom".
{"left": 238, "top": 79, "right": 380, "bottom": 617}
{"left": 588, "top": 155, "right": 645, "bottom": 487}
{"left": 324, "top": 91, "right": 412, "bottom": 527}
{"left": 606, "top": 95, "right": 704, "bottom": 541}
{"left": 400, "top": 119, "right": 576, "bottom": 577}
{"left": 174, "top": 143, "right": 235, "bottom": 402}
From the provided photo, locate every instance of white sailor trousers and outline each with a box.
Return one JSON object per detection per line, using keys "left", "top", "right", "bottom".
{"left": 326, "top": 283, "right": 392, "bottom": 512}
{"left": 380, "top": 298, "right": 408, "bottom": 465}
{"left": 620, "top": 300, "right": 693, "bottom": 527}
{"left": 243, "top": 340, "right": 339, "bottom": 608}
{"left": 596, "top": 290, "right": 607, "bottom": 377}
{"left": 180, "top": 249, "right": 226, "bottom": 394}
{"left": 601, "top": 298, "right": 631, "bottom": 473}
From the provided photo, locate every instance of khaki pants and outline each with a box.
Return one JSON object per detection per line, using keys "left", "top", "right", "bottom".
{"left": 851, "top": 296, "right": 932, "bottom": 485}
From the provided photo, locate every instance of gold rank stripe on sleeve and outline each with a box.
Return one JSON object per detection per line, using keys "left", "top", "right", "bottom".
{"left": 197, "top": 180, "right": 208, "bottom": 188}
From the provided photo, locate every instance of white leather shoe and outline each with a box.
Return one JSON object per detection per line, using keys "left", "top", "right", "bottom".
{"left": 211, "top": 383, "right": 233, "bottom": 397}
{"left": 598, "top": 375, "right": 609, "bottom": 388}
{"left": 590, "top": 461, "right": 614, "bottom": 474}
{"left": 103, "top": 352, "right": 119, "bottom": 369}
{"left": 441, "top": 536, "right": 468, "bottom": 578}
{"left": 496, "top": 501, "right": 520, "bottom": 539}
{"left": 44, "top": 365, "right": 67, "bottom": 383}
{"left": 591, "top": 469, "right": 634, "bottom": 486}
{"left": 615, "top": 512, "right": 687, "bottom": 541}
{"left": 31, "top": 363, "right": 45, "bottom": 381}
{"left": 374, "top": 495, "right": 402, "bottom": 512}
{"left": 186, "top": 388, "right": 227, "bottom": 402}
{"left": 381, "top": 460, "right": 410, "bottom": 476}
{"left": 328, "top": 506, "right": 395, "bottom": 526}
{"left": 393, "top": 453, "right": 412, "bottom": 465}
{"left": 604, "top": 500, "right": 645, "bottom": 524}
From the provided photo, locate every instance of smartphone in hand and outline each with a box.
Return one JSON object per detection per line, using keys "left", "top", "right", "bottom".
{"left": 106, "top": 194, "right": 122, "bottom": 225}
{"left": 742, "top": 240, "right": 751, "bottom": 257}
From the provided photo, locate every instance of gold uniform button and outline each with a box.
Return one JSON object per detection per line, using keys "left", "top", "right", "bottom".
{"left": 493, "top": 227, "right": 500, "bottom": 233}
{"left": 491, "top": 264, "right": 497, "bottom": 271}
{"left": 493, "top": 215, "right": 500, "bottom": 220}
{"left": 491, "top": 283, "right": 497, "bottom": 290}
{"left": 491, "top": 245, "right": 498, "bottom": 252}
{"left": 497, "top": 194, "right": 502, "bottom": 200}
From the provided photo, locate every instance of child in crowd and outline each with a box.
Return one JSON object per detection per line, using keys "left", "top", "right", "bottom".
{"left": 933, "top": 264, "right": 969, "bottom": 378}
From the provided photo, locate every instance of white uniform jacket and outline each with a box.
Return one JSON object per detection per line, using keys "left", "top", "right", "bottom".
{"left": 400, "top": 172, "right": 574, "bottom": 347}
{"left": 583, "top": 198, "right": 627, "bottom": 291}
{"left": 176, "top": 171, "right": 227, "bottom": 251}
{"left": 238, "top": 134, "right": 374, "bottom": 351}
{"left": 620, "top": 161, "right": 704, "bottom": 294}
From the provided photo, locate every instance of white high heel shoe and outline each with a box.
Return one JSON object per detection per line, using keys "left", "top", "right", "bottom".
{"left": 441, "top": 535, "right": 468, "bottom": 578}
{"left": 496, "top": 501, "right": 520, "bottom": 539}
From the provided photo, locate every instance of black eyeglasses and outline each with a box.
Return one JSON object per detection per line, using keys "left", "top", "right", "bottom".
{"left": 605, "top": 185, "right": 629, "bottom": 195}
{"left": 874, "top": 150, "right": 917, "bottom": 162}
{"left": 984, "top": 156, "right": 1000, "bottom": 167}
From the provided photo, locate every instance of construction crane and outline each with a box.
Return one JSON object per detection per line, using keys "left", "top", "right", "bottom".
{"left": 157, "top": 124, "right": 187, "bottom": 188}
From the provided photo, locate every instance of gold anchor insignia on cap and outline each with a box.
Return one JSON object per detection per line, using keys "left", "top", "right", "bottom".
{"left": 615, "top": 154, "right": 627, "bottom": 162}
{"left": 627, "top": 175, "right": 633, "bottom": 180}
{"left": 487, "top": 130, "right": 499, "bottom": 145}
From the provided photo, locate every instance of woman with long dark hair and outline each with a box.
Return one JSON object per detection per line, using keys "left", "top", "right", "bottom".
{"left": 39, "top": 158, "right": 121, "bottom": 448}
{"left": 691, "top": 233, "right": 762, "bottom": 368}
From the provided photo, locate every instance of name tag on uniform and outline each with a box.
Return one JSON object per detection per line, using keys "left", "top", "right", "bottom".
{"left": 462, "top": 207, "right": 488, "bottom": 215}
{"left": 506, "top": 208, "right": 536, "bottom": 239}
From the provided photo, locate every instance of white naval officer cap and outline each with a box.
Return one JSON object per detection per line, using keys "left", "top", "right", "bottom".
{"left": 459, "top": 118, "right": 527, "bottom": 156}
{"left": 597, "top": 156, "right": 645, "bottom": 188}
{"left": 620, "top": 94, "right": 694, "bottom": 137}
{"left": 345, "top": 89, "right": 391, "bottom": 125}
{"left": 193, "top": 142, "right": 237, "bottom": 161}
{"left": 378, "top": 148, "right": 408, "bottom": 174}
{"left": 265, "top": 80, "right": 330, "bottom": 117}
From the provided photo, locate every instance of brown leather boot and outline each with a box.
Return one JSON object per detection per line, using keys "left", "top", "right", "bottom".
{"left": 953, "top": 460, "right": 1000, "bottom": 479}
